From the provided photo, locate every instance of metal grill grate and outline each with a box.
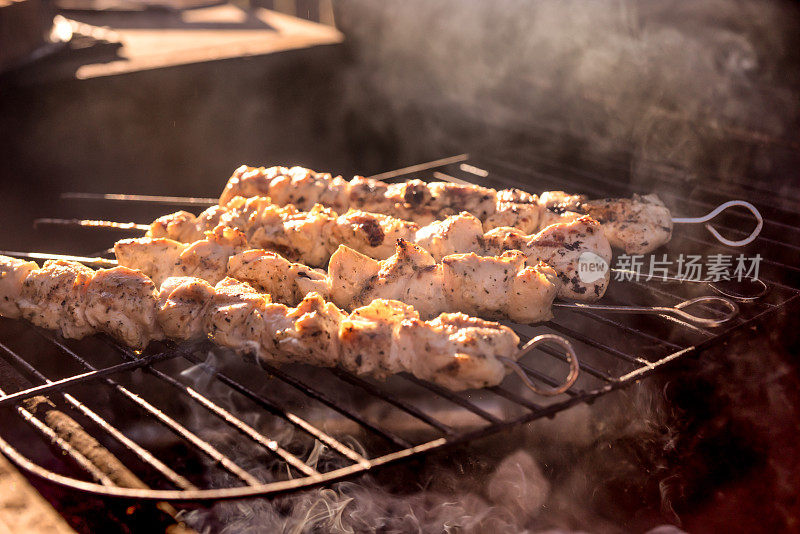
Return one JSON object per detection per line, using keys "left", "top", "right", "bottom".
{"left": 0, "top": 153, "right": 798, "bottom": 501}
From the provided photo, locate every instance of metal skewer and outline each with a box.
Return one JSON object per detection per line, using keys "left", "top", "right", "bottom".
{"left": 34, "top": 218, "right": 149, "bottom": 231}
{"left": 554, "top": 296, "right": 739, "bottom": 328}
{"left": 610, "top": 268, "right": 768, "bottom": 302}
{"left": 0, "top": 251, "right": 740, "bottom": 327}
{"left": 61, "top": 192, "right": 217, "bottom": 206}
{"left": 0, "top": 251, "right": 118, "bottom": 267}
{"left": 58, "top": 192, "right": 763, "bottom": 248}
{"left": 31, "top": 215, "right": 769, "bottom": 302}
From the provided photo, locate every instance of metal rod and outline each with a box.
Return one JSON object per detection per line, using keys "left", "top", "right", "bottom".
{"left": 554, "top": 296, "right": 739, "bottom": 328}
{"left": 0, "top": 350, "right": 174, "bottom": 409}
{"left": 400, "top": 375, "right": 503, "bottom": 424}
{"left": 0, "top": 250, "right": 117, "bottom": 266}
{"left": 0, "top": 385, "right": 115, "bottom": 486}
{"left": 256, "top": 362, "right": 412, "bottom": 449}
{"left": 104, "top": 341, "right": 320, "bottom": 478}
{"left": 328, "top": 367, "right": 454, "bottom": 435}
{"left": 368, "top": 154, "right": 469, "bottom": 181}
{"left": 61, "top": 192, "right": 218, "bottom": 206}
{"left": 34, "top": 218, "right": 150, "bottom": 232}
{"left": 611, "top": 268, "right": 769, "bottom": 302}
{"left": 178, "top": 349, "right": 370, "bottom": 467}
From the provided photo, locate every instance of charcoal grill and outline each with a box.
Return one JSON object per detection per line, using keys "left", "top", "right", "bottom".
{"left": 0, "top": 153, "right": 797, "bottom": 502}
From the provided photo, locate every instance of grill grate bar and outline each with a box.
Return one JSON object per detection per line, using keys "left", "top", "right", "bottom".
{"left": 38, "top": 332, "right": 262, "bottom": 487}
{"left": 506, "top": 330, "right": 616, "bottom": 383}
{"left": 400, "top": 374, "right": 504, "bottom": 423}
{"left": 105, "top": 340, "right": 321, "bottom": 477}
{"left": 544, "top": 322, "right": 650, "bottom": 365}
{"left": 0, "top": 349, "right": 175, "bottom": 409}
{"left": 179, "top": 350, "right": 369, "bottom": 466}
{"left": 259, "top": 362, "right": 412, "bottom": 449}
{"left": 0, "top": 341, "right": 196, "bottom": 490}
{"left": 513, "top": 361, "right": 581, "bottom": 397}
{"left": 329, "top": 368, "right": 455, "bottom": 435}
{"left": 487, "top": 386, "right": 544, "bottom": 412}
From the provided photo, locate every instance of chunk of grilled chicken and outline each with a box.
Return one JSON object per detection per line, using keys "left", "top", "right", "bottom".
{"left": 117, "top": 228, "right": 332, "bottom": 305}
{"left": 157, "top": 276, "right": 215, "bottom": 340}
{"left": 329, "top": 240, "right": 558, "bottom": 324}
{"left": 482, "top": 215, "right": 612, "bottom": 300}
{"left": 537, "top": 191, "right": 673, "bottom": 254}
{"left": 18, "top": 259, "right": 95, "bottom": 339}
{"left": 226, "top": 249, "right": 331, "bottom": 304}
{"left": 0, "top": 257, "right": 38, "bottom": 319}
{"left": 148, "top": 197, "right": 420, "bottom": 267}
{"left": 115, "top": 225, "right": 248, "bottom": 286}
{"left": 84, "top": 267, "right": 165, "bottom": 348}
{"left": 12, "top": 259, "right": 163, "bottom": 349}
{"left": 219, "top": 166, "right": 542, "bottom": 233}
{"left": 0, "top": 256, "right": 522, "bottom": 390}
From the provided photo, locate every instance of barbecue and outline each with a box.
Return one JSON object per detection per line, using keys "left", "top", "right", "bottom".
{"left": 2, "top": 2, "right": 798, "bottom": 530}
{"left": 0, "top": 152, "right": 791, "bottom": 518}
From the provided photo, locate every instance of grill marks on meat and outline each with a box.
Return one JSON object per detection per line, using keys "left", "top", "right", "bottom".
{"left": 482, "top": 216, "right": 612, "bottom": 301}
{"left": 0, "top": 255, "right": 522, "bottom": 390}
{"left": 342, "top": 213, "right": 385, "bottom": 247}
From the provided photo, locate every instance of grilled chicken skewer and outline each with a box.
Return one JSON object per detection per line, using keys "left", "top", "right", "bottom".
{"left": 0, "top": 255, "right": 529, "bottom": 391}
{"left": 219, "top": 166, "right": 672, "bottom": 253}
{"left": 144, "top": 196, "right": 612, "bottom": 301}
{"left": 114, "top": 225, "right": 560, "bottom": 324}
{"left": 220, "top": 166, "right": 543, "bottom": 234}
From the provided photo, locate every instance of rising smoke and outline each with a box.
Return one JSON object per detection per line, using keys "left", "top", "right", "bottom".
{"left": 335, "top": 0, "right": 800, "bottom": 188}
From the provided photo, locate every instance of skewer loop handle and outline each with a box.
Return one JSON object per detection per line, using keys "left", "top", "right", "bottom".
{"left": 500, "top": 334, "right": 579, "bottom": 397}
{"left": 672, "top": 200, "right": 763, "bottom": 247}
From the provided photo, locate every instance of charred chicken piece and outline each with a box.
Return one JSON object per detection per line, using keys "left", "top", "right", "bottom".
{"left": 537, "top": 191, "right": 672, "bottom": 254}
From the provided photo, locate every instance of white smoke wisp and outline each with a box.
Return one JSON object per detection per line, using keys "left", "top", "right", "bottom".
{"left": 179, "top": 372, "right": 681, "bottom": 533}
{"left": 335, "top": 0, "right": 800, "bottom": 187}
